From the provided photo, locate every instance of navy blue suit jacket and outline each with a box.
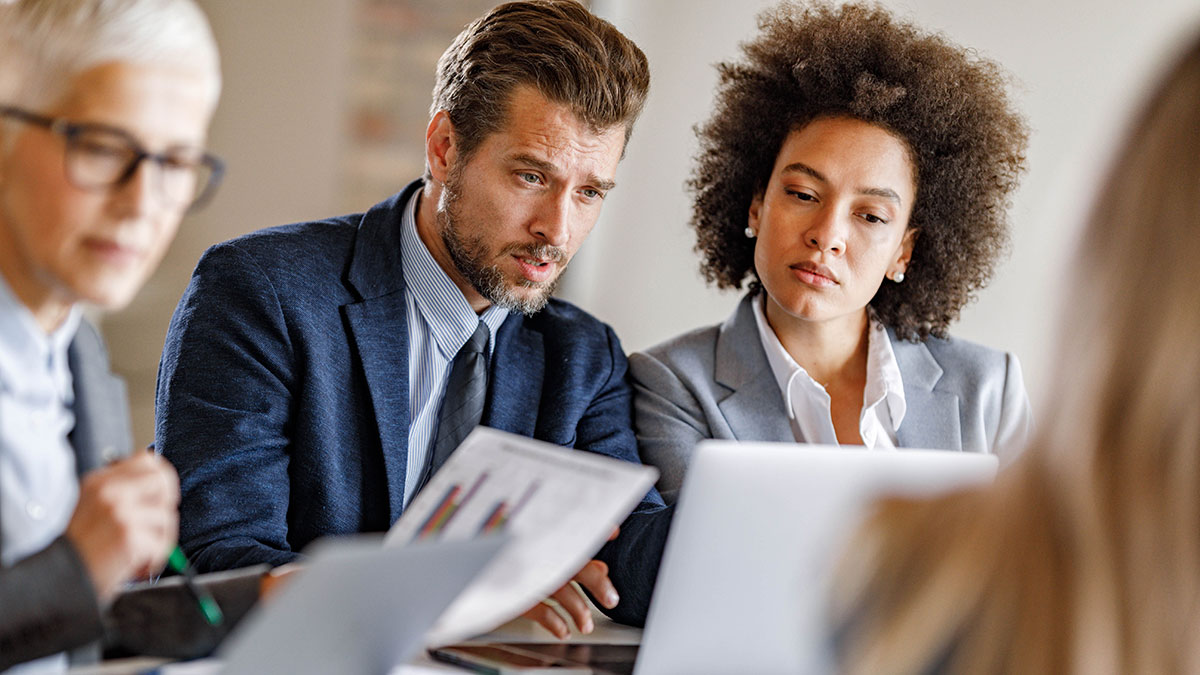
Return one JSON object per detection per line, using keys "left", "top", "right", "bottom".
{"left": 156, "top": 181, "right": 669, "bottom": 624}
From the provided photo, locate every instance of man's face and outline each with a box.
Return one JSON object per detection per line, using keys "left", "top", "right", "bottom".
{"left": 435, "top": 86, "right": 625, "bottom": 315}
{"left": 0, "top": 61, "right": 217, "bottom": 319}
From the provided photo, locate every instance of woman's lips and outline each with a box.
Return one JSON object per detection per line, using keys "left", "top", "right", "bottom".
{"left": 84, "top": 239, "right": 144, "bottom": 265}
{"left": 790, "top": 260, "right": 838, "bottom": 287}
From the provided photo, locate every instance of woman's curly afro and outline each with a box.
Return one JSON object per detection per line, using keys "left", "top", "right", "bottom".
{"left": 691, "top": 2, "right": 1028, "bottom": 340}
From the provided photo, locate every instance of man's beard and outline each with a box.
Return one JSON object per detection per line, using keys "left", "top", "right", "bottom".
{"left": 437, "top": 172, "right": 567, "bottom": 316}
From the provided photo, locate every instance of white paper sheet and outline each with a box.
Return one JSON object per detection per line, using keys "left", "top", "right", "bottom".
{"left": 385, "top": 427, "right": 657, "bottom": 645}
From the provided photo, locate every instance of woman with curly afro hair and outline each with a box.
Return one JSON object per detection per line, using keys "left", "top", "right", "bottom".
{"left": 629, "top": 1, "right": 1031, "bottom": 504}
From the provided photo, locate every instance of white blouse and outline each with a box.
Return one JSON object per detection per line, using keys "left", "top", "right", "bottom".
{"left": 752, "top": 294, "right": 905, "bottom": 449}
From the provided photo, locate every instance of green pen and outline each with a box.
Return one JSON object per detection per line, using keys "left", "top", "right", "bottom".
{"left": 166, "top": 545, "right": 224, "bottom": 627}
{"left": 143, "top": 444, "right": 223, "bottom": 626}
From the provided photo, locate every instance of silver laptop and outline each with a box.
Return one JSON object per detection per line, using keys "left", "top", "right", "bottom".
{"left": 634, "top": 442, "right": 999, "bottom": 675}
{"left": 219, "top": 535, "right": 505, "bottom": 674}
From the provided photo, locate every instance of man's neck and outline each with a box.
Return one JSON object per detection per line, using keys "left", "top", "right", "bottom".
{"left": 415, "top": 182, "right": 490, "bottom": 315}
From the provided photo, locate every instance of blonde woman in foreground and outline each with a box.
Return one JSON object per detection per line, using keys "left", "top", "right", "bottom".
{"left": 832, "top": 32, "right": 1200, "bottom": 674}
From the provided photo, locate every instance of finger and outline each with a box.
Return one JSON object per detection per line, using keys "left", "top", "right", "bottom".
{"left": 608, "top": 526, "right": 620, "bottom": 541}
{"left": 551, "top": 582, "right": 593, "bottom": 634}
{"left": 152, "top": 457, "right": 181, "bottom": 505}
{"left": 521, "top": 602, "right": 569, "bottom": 640}
{"left": 132, "top": 508, "right": 177, "bottom": 560}
{"left": 574, "top": 559, "right": 619, "bottom": 609}
{"left": 118, "top": 462, "right": 179, "bottom": 507}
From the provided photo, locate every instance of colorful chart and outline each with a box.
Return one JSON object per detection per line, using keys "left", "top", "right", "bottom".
{"left": 477, "top": 481, "right": 541, "bottom": 535}
{"left": 415, "top": 472, "right": 489, "bottom": 540}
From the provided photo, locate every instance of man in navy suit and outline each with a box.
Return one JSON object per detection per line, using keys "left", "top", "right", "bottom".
{"left": 156, "top": 0, "right": 670, "bottom": 632}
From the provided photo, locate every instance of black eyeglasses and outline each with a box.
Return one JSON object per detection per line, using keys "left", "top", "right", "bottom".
{"left": 0, "top": 105, "right": 224, "bottom": 211}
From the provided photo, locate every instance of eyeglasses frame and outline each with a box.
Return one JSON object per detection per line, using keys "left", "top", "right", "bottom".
{"left": 0, "top": 104, "right": 225, "bottom": 212}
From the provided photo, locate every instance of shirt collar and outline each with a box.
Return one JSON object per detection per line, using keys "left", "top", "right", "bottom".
{"left": 399, "top": 189, "right": 507, "bottom": 359}
{"left": 0, "top": 272, "right": 81, "bottom": 399}
{"left": 750, "top": 293, "right": 905, "bottom": 429}
{"left": 752, "top": 293, "right": 822, "bottom": 419}
{"left": 864, "top": 319, "right": 906, "bottom": 429}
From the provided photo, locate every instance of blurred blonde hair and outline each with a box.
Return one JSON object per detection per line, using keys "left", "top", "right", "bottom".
{"left": 832, "top": 32, "right": 1200, "bottom": 675}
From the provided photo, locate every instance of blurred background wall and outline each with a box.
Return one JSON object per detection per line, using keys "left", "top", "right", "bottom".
{"left": 104, "top": 0, "right": 1200, "bottom": 447}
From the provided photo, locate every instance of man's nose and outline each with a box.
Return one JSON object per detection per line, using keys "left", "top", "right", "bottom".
{"left": 530, "top": 190, "right": 572, "bottom": 247}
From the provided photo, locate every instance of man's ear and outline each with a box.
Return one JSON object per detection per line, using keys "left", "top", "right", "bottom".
{"left": 425, "top": 110, "right": 458, "bottom": 184}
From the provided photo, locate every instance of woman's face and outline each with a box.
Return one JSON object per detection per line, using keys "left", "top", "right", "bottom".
{"left": 749, "top": 116, "right": 917, "bottom": 331}
{"left": 0, "top": 61, "right": 216, "bottom": 318}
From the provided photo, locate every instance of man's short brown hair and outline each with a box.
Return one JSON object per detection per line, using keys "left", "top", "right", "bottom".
{"left": 431, "top": 0, "right": 650, "bottom": 162}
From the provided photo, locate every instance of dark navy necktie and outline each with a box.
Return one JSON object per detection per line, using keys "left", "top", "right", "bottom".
{"left": 418, "top": 320, "right": 490, "bottom": 490}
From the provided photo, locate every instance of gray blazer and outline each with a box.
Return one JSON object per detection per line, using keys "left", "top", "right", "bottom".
{"left": 629, "top": 294, "right": 1030, "bottom": 504}
{"left": 0, "top": 322, "right": 263, "bottom": 669}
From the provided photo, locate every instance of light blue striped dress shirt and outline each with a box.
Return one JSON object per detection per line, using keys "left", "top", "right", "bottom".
{"left": 399, "top": 190, "right": 508, "bottom": 507}
{"left": 0, "top": 274, "right": 82, "bottom": 675}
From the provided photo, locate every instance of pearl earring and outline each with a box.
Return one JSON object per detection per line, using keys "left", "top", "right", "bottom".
{"left": 893, "top": 272, "right": 905, "bottom": 283}
{"left": 744, "top": 227, "right": 756, "bottom": 239}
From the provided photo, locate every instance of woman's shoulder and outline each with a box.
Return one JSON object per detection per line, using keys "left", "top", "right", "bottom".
{"left": 897, "top": 329, "right": 1027, "bottom": 396}
{"left": 630, "top": 322, "right": 723, "bottom": 381}
{"left": 632, "top": 294, "right": 758, "bottom": 377}
{"left": 897, "top": 331, "right": 1020, "bottom": 384}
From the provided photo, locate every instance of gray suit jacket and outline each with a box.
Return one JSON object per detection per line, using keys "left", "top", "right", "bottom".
{"left": 0, "top": 322, "right": 263, "bottom": 670}
{"left": 629, "top": 294, "right": 1030, "bottom": 504}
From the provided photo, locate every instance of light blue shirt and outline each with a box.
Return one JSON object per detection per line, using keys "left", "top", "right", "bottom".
{"left": 0, "top": 274, "right": 82, "bottom": 675}
{"left": 399, "top": 190, "right": 507, "bottom": 507}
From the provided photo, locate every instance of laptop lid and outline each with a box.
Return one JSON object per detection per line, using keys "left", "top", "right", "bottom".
{"left": 219, "top": 535, "right": 505, "bottom": 674}
{"left": 635, "top": 443, "right": 998, "bottom": 675}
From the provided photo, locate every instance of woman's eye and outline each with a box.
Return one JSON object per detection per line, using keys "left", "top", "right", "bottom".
{"left": 860, "top": 213, "right": 888, "bottom": 224}
{"left": 77, "top": 139, "right": 129, "bottom": 160}
{"left": 786, "top": 189, "right": 816, "bottom": 202}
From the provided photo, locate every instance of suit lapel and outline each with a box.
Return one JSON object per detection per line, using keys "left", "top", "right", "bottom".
{"left": 891, "top": 331, "right": 962, "bottom": 450}
{"left": 485, "top": 314, "right": 543, "bottom": 437}
{"left": 67, "top": 322, "right": 132, "bottom": 475}
{"left": 343, "top": 184, "right": 420, "bottom": 524}
{"left": 344, "top": 295, "right": 410, "bottom": 523}
{"left": 715, "top": 295, "right": 794, "bottom": 442}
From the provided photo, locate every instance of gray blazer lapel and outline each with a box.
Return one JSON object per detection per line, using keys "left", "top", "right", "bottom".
{"left": 891, "top": 330, "right": 962, "bottom": 450}
{"left": 68, "top": 321, "right": 132, "bottom": 475}
{"left": 714, "top": 295, "right": 794, "bottom": 442}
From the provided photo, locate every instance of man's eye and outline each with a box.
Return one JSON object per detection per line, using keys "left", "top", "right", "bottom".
{"left": 581, "top": 188, "right": 602, "bottom": 200}
{"left": 519, "top": 172, "right": 542, "bottom": 184}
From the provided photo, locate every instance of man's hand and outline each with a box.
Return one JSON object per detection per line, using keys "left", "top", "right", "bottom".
{"left": 521, "top": 527, "right": 621, "bottom": 639}
{"left": 64, "top": 452, "right": 180, "bottom": 603}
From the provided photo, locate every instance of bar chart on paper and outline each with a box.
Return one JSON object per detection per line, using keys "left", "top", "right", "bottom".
{"left": 413, "top": 473, "right": 540, "bottom": 540}
{"left": 386, "top": 427, "right": 658, "bottom": 645}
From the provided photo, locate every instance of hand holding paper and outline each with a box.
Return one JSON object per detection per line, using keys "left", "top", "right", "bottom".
{"left": 522, "top": 528, "right": 621, "bottom": 638}
{"left": 385, "top": 428, "right": 658, "bottom": 644}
